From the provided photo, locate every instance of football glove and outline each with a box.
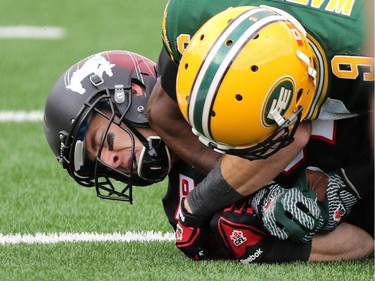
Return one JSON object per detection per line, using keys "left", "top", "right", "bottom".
{"left": 251, "top": 183, "right": 321, "bottom": 242}
{"left": 209, "top": 199, "right": 268, "bottom": 262}
{"left": 175, "top": 199, "right": 210, "bottom": 261}
{"left": 306, "top": 168, "right": 360, "bottom": 233}
{"left": 210, "top": 199, "right": 314, "bottom": 263}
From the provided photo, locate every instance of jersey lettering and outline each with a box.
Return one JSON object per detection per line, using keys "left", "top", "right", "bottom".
{"left": 331, "top": 55, "right": 374, "bottom": 81}
{"left": 325, "top": 0, "right": 355, "bottom": 16}
{"left": 175, "top": 174, "right": 196, "bottom": 220}
{"left": 181, "top": 177, "right": 191, "bottom": 197}
{"left": 176, "top": 34, "right": 191, "bottom": 56}
{"left": 285, "top": 0, "right": 356, "bottom": 16}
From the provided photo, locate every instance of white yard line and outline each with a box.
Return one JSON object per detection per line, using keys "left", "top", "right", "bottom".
{"left": 0, "top": 111, "right": 43, "bottom": 122}
{"left": 0, "top": 231, "right": 175, "bottom": 245}
{"left": 0, "top": 26, "right": 66, "bottom": 39}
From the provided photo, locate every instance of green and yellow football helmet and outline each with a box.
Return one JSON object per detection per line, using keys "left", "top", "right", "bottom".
{"left": 176, "top": 6, "right": 317, "bottom": 159}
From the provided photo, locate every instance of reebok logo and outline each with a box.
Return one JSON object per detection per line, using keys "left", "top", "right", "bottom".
{"left": 240, "top": 248, "right": 263, "bottom": 264}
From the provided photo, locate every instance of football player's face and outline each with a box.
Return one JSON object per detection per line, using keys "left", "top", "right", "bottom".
{"left": 84, "top": 83, "right": 146, "bottom": 174}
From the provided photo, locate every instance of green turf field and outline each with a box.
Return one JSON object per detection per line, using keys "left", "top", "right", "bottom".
{"left": 0, "top": 0, "right": 373, "bottom": 280}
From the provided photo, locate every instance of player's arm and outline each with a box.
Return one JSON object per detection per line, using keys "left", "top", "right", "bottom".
{"left": 147, "top": 79, "right": 222, "bottom": 174}
{"left": 148, "top": 72, "right": 314, "bottom": 225}
{"left": 148, "top": 48, "right": 314, "bottom": 253}
{"left": 149, "top": 47, "right": 312, "bottom": 197}
{"left": 309, "top": 222, "right": 374, "bottom": 261}
{"left": 220, "top": 125, "right": 311, "bottom": 197}
{"left": 183, "top": 122, "right": 312, "bottom": 218}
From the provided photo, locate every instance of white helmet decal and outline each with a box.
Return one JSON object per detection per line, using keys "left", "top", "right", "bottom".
{"left": 65, "top": 54, "right": 115, "bottom": 95}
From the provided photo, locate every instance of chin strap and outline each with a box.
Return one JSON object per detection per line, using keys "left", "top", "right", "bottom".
{"left": 296, "top": 50, "right": 317, "bottom": 86}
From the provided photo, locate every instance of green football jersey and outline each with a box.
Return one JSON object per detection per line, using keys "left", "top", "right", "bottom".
{"left": 161, "top": 0, "right": 374, "bottom": 119}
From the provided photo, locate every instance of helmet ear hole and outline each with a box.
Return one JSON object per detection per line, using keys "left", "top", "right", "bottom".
{"left": 235, "top": 94, "right": 243, "bottom": 101}
{"left": 251, "top": 65, "right": 259, "bottom": 72}
{"left": 199, "top": 34, "right": 205, "bottom": 41}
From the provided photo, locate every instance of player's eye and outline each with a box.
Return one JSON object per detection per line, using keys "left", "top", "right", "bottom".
{"left": 107, "top": 133, "right": 115, "bottom": 151}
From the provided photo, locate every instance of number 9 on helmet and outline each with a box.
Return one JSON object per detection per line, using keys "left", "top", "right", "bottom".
{"left": 176, "top": 6, "right": 317, "bottom": 160}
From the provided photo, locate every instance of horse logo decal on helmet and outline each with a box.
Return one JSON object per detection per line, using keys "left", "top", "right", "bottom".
{"left": 66, "top": 54, "right": 115, "bottom": 95}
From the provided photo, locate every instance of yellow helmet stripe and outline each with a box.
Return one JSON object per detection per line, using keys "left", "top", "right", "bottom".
{"left": 188, "top": 7, "right": 285, "bottom": 140}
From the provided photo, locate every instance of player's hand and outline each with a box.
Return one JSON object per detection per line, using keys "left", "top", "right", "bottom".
{"left": 175, "top": 199, "right": 210, "bottom": 260}
{"left": 306, "top": 168, "right": 360, "bottom": 233}
{"left": 251, "top": 183, "right": 321, "bottom": 242}
{"left": 209, "top": 199, "right": 268, "bottom": 262}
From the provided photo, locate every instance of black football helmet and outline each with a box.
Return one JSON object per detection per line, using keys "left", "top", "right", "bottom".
{"left": 44, "top": 50, "right": 171, "bottom": 203}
